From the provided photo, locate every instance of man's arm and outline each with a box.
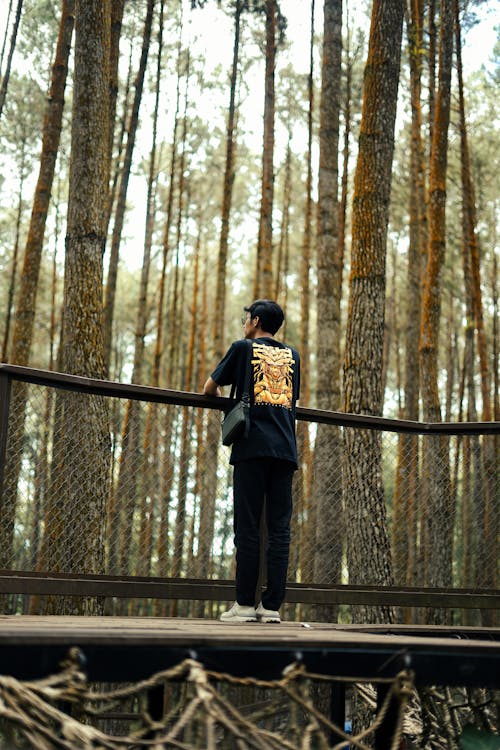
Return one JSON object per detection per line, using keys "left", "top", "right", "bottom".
{"left": 203, "top": 376, "right": 221, "bottom": 397}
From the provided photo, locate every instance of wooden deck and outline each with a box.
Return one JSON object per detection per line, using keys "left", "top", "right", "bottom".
{"left": 0, "top": 615, "right": 498, "bottom": 687}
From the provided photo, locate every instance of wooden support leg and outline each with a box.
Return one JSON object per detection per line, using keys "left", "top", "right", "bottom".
{"left": 329, "top": 682, "right": 346, "bottom": 744}
{"left": 145, "top": 683, "right": 165, "bottom": 738}
{"left": 374, "top": 683, "right": 401, "bottom": 750}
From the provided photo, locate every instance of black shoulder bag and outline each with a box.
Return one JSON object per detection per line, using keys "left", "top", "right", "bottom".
{"left": 221, "top": 341, "right": 252, "bottom": 447}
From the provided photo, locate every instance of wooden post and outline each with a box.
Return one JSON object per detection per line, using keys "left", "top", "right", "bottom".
{"left": 145, "top": 683, "right": 165, "bottom": 739}
{"left": 329, "top": 682, "right": 346, "bottom": 743}
{"left": 374, "top": 682, "right": 401, "bottom": 750}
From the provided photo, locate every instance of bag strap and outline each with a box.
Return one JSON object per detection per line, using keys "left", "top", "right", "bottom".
{"left": 229, "top": 340, "right": 253, "bottom": 402}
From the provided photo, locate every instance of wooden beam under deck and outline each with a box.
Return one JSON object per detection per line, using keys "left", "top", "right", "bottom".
{"left": 0, "top": 615, "right": 498, "bottom": 688}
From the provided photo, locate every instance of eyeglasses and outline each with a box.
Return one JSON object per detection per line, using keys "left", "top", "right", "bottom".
{"left": 241, "top": 315, "right": 250, "bottom": 325}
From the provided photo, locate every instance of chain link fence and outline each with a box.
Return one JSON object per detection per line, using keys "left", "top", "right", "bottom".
{"left": 0, "top": 371, "right": 498, "bottom": 622}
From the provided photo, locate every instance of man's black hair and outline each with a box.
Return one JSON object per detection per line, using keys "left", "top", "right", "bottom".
{"left": 244, "top": 299, "right": 285, "bottom": 335}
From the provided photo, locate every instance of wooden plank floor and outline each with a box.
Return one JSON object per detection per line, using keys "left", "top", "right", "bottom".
{"left": 0, "top": 614, "right": 498, "bottom": 646}
{"left": 0, "top": 616, "right": 499, "bottom": 687}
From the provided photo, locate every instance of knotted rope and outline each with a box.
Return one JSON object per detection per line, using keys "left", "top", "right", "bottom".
{"left": 0, "top": 648, "right": 416, "bottom": 749}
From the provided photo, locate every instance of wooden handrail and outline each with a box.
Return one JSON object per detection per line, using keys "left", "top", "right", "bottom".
{"left": 0, "top": 570, "right": 498, "bottom": 609}
{"left": 1, "top": 363, "right": 498, "bottom": 435}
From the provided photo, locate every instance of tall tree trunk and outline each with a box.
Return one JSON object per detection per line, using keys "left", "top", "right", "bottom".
{"left": 300, "top": 0, "right": 315, "bottom": 401}
{"left": 1, "top": 140, "right": 26, "bottom": 362}
{"left": 153, "top": 14, "right": 183, "bottom": 388}
{"left": 106, "top": 40, "right": 134, "bottom": 235}
{"left": 166, "top": 49, "right": 190, "bottom": 390}
{"left": 155, "top": 411, "right": 175, "bottom": 582}
{"left": 418, "top": 0, "right": 454, "bottom": 624}
{"left": 195, "top": 246, "right": 218, "bottom": 596}
{"left": 46, "top": 0, "right": 111, "bottom": 616}
{"left": 274, "top": 134, "right": 291, "bottom": 306}
{"left": 381, "top": 240, "right": 397, "bottom": 409}
{"left": 338, "top": 13, "right": 352, "bottom": 307}
{"left": 8, "top": 0, "right": 74, "bottom": 371}
{"left": 0, "top": 1, "right": 74, "bottom": 587}
{"left": 167, "top": 64, "right": 192, "bottom": 598}
{"left": 311, "top": 0, "right": 343, "bottom": 621}
{"left": 108, "top": 0, "right": 126, "bottom": 173}
{"left": 135, "top": 407, "right": 159, "bottom": 578}
{"left": 293, "top": 2, "right": 316, "bottom": 590}
{"left": 27, "top": 204, "right": 61, "bottom": 616}
{"left": 103, "top": 0, "right": 155, "bottom": 373}
{"left": 427, "top": 0, "right": 437, "bottom": 146}
{"left": 392, "top": 0, "right": 425, "bottom": 590}
{"left": 0, "top": 0, "right": 14, "bottom": 77}
{"left": 494, "top": 254, "right": 499, "bottom": 424}
{"left": 171, "top": 214, "right": 203, "bottom": 588}
{"left": 343, "top": 0, "right": 405, "bottom": 624}
{"left": 0, "top": 0, "right": 23, "bottom": 119}
{"left": 454, "top": 0, "right": 496, "bottom": 613}
{"left": 253, "top": 0, "right": 276, "bottom": 299}
{"left": 213, "top": 0, "right": 241, "bottom": 362}
{"left": 108, "top": 1, "right": 164, "bottom": 575}
{"left": 170, "top": 409, "right": 194, "bottom": 581}
{"left": 133, "top": 17, "right": 183, "bottom": 578}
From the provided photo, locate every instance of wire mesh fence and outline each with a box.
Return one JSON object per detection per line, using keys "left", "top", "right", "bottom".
{"left": 0, "top": 370, "right": 498, "bottom": 623}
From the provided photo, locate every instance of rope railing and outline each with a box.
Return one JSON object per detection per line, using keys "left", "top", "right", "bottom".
{"left": 0, "top": 647, "right": 497, "bottom": 750}
{"left": 0, "top": 648, "right": 416, "bottom": 750}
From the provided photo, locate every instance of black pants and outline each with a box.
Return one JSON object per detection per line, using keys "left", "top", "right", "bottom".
{"left": 233, "top": 457, "right": 295, "bottom": 610}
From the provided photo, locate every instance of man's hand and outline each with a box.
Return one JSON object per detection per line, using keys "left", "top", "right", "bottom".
{"left": 203, "top": 377, "right": 222, "bottom": 397}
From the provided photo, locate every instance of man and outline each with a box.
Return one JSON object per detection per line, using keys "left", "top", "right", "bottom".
{"left": 204, "top": 300, "right": 300, "bottom": 623}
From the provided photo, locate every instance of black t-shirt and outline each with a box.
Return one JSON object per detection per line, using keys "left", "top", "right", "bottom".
{"left": 211, "top": 337, "right": 300, "bottom": 467}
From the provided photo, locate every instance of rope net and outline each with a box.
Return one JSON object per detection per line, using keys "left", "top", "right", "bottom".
{"left": 1, "top": 650, "right": 498, "bottom": 749}
{"left": 0, "top": 649, "right": 416, "bottom": 750}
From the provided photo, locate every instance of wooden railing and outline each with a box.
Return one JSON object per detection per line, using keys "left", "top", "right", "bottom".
{"left": 0, "top": 363, "right": 499, "bottom": 612}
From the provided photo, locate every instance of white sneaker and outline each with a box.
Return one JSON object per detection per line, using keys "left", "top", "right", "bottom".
{"left": 256, "top": 602, "right": 281, "bottom": 623}
{"left": 220, "top": 602, "right": 257, "bottom": 622}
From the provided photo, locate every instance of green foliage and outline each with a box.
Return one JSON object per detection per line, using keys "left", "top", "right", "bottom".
{"left": 16, "top": 0, "right": 59, "bottom": 81}
{"left": 459, "top": 725, "right": 500, "bottom": 750}
{"left": 0, "top": 73, "right": 46, "bottom": 169}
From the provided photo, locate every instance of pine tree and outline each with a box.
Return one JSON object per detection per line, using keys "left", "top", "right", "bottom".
{"left": 343, "top": 0, "right": 405, "bottom": 624}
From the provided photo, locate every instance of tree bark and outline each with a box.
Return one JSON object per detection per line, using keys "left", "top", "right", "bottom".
{"left": 103, "top": 0, "right": 155, "bottom": 373}
{"left": 213, "top": 0, "right": 241, "bottom": 362}
{"left": 0, "top": 1, "right": 14, "bottom": 78}
{"left": 253, "top": 0, "right": 276, "bottom": 299}
{"left": 0, "top": 0, "right": 23, "bottom": 120}
{"left": 0, "top": 1, "right": 74, "bottom": 588}
{"left": 108, "top": 0, "right": 126, "bottom": 174}
{"left": 1, "top": 141, "right": 26, "bottom": 362}
{"left": 311, "top": 0, "right": 343, "bottom": 621}
{"left": 343, "top": 0, "right": 405, "bottom": 624}
{"left": 170, "top": 216, "right": 202, "bottom": 593}
{"left": 392, "top": 0, "right": 425, "bottom": 590}
{"left": 166, "top": 49, "right": 190, "bottom": 389}
{"left": 45, "top": 0, "right": 111, "bottom": 616}
{"left": 274, "top": 135, "right": 291, "bottom": 309}
{"left": 454, "top": 0, "right": 497, "bottom": 612}
{"left": 418, "top": 0, "right": 454, "bottom": 624}
{"left": 108, "top": 0, "right": 164, "bottom": 576}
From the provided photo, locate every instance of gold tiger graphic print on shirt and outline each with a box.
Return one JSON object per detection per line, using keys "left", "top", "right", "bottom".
{"left": 251, "top": 343, "right": 295, "bottom": 409}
